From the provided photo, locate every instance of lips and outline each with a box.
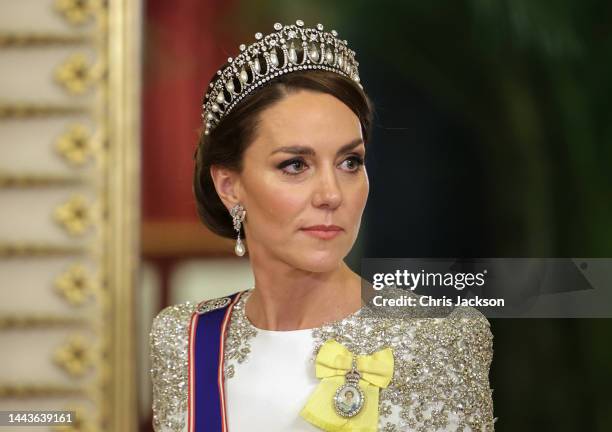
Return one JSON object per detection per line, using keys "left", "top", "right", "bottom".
{"left": 301, "top": 225, "right": 343, "bottom": 231}
{"left": 300, "top": 225, "right": 343, "bottom": 240}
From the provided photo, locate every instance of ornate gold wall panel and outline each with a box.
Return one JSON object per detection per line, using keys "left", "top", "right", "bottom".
{"left": 0, "top": 1, "right": 140, "bottom": 430}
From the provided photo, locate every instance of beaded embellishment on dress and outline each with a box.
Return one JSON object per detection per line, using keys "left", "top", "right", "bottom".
{"left": 150, "top": 287, "right": 495, "bottom": 431}
{"left": 222, "top": 290, "right": 258, "bottom": 379}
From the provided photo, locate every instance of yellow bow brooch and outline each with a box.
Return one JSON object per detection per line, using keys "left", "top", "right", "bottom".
{"left": 300, "top": 339, "right": 394, "bottom": 432}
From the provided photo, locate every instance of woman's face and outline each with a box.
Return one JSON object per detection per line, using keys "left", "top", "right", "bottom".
{"left": 237, "top": 89, "right": 369, "bottom": 273}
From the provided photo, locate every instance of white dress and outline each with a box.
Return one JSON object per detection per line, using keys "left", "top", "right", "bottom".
{"left": 150, "top": 287, "right": 496, "bottom": 431}
{"left": 225, "top": 326, "right": 321, "bottom": 431}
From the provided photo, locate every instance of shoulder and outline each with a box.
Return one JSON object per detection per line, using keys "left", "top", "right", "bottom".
{"left": 150, "top": 290, "right": 245, "bottom": 335}
{"left": 448, "top": 305, "right": 492, "bottom": 336}
{"left": 446, "top": 302, "right": 494, "bottom": 360}
{"left": 367, "top": 285, "right": 492, "bottom": 328}
{"left": 149, "top": 290, "right": 249, "bottom": 358}
{"left": 371, "top": 285, "right": 493, "bottom": 353}
{"left": 149, "top": 290, "right": 243, "bottom": 348}
{"left": 149, "top": 301, "right": 199, "bottom": 357}
{"left": 390, "top": 283, "right": 494, "bottom": 363}
{"left": 150, "top": 301, "right": 197, "bottom": 335}
{"left": 149, "top": 301, "right": 199, "bottom": 373}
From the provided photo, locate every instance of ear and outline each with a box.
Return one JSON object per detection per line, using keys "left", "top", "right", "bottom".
{"left": 210, "top": 165, "right": 242, "bottom": 211}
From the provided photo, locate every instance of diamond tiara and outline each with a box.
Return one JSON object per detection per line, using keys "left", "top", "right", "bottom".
{"left": 201, "top": 19, "right": 362, "bottom": 136}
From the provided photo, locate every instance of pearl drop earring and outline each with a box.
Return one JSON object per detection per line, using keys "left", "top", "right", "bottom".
{"left": 230, "top": 203, "right": 246, "bottom": 256}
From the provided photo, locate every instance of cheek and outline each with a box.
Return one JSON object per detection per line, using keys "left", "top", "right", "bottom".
{"left": 248, "top": 175, "right": 306, "bottom": 225}
{"left": 266, "top": 187, "right": 304, "bottom": 216}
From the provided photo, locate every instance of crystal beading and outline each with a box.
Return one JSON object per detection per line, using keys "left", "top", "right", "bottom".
{"left": 201, "top": 19, "right": 362, "bottom": 136}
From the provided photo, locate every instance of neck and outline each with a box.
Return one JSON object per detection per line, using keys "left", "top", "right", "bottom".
{"left": 244, "top": 261, "right": 363, "bottom": 331}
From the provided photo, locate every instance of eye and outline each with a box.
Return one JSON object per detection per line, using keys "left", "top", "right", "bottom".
{"left": 277, "top": 155, "right": 365, "bottom": 176}
{"left": 340, "top": 155, "right": 365, "bottom": 172}
{"left": 278, "top": 158, "right": 308, "bottom": 175}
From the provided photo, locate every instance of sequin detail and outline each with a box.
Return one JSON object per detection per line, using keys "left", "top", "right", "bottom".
{"left": 312, "top": 287, "right": 496, "bottom": 431}
{"left": 149, "top": 301, "right": 197, "bottom": 432}
{"left": 223, "top": 290, "right": 258, "bottom": 379}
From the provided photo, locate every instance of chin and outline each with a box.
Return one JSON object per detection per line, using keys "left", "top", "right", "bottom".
{"left": 297, "top": 251, "right": 345, "bottom": 273}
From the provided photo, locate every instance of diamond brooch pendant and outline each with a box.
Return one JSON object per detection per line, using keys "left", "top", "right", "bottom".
{"left": 333, "top": 358, "right": 365, "bottom": 418}
{"left": 196, "top": 297, "right": 232, "bottom": 315}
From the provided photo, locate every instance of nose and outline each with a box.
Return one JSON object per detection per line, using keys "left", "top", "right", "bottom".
{"left": 312, "top": 164, "right": 342, "bottom": 209}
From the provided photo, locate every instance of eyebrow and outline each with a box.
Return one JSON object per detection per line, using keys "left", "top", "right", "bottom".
{"left": 270, "top": 138, "right": 364, "bottom": 157}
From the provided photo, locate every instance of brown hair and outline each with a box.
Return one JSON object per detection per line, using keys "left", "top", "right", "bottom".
{"left": 193, "top": 69, "right": 374, "bottom": 239}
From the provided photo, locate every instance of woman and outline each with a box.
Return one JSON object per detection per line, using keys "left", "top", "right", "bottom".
{"left": 150, "top": 19, "right": 495, "bottom": 432}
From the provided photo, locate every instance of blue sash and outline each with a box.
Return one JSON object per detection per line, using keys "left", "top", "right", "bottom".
{"left": 188, "top": 290, "right": 246, "bottom": 432}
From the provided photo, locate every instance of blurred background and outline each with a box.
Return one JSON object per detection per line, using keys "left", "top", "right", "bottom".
{"left": 1, "top": 0, "right": 611, "bottom": 431}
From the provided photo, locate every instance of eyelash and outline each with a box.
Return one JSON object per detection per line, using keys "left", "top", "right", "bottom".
{"left": 278, "top": 155, "right": 365, "bottom": 176}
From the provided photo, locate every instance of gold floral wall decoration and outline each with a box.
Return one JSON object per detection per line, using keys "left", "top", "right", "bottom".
{"left": 0, "top": 173, "right": 85, "bottom": 188}
{"left": 54, "top": 264, "right": 97, "bottom": 306}
{"left": 0, "top": 103, "right": 87, "bottom": 119}
{"left": 0, "top": 0, "right": 140, "bottom": 428}
{"left": 0, "top": 315, "right": 87, "bottom": 330}
{"left": 0, "top": 384, "right": 83, "bottom": 398}
{"left": 54, "top": 335, "right": 94, "bottom": 377}
{"left": 55, "top": 53, "right": 104, "bottom": 95}
{"left": 0, "top": 243, "right": 85, "bottom": 257}
{"left": 0, "top": 32, "right": 89, "bottom": 47}
{"left": 54, "top": 0, "right": 103, "bottom": 26}
{"left": 55, "top": 124, "right": 95, "bottom": 166}
{"left": 54, "top": 195, "right": 94, "bottom": 236}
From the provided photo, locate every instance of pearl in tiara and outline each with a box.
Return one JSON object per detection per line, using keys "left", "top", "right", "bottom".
{"left": 202, "top": 19, "right": 362, "bottom": 135}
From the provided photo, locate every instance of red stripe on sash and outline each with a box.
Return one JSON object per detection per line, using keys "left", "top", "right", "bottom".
{"left": 188, "top": 312, "right": 198, "bottom": 432}
{"left": 218, "top": 292, "right": 243, "bottom": 431}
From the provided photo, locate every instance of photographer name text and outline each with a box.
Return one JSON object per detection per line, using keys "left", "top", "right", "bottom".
{"left": 372, "top": 294, "right": 505, "bottom": 307}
